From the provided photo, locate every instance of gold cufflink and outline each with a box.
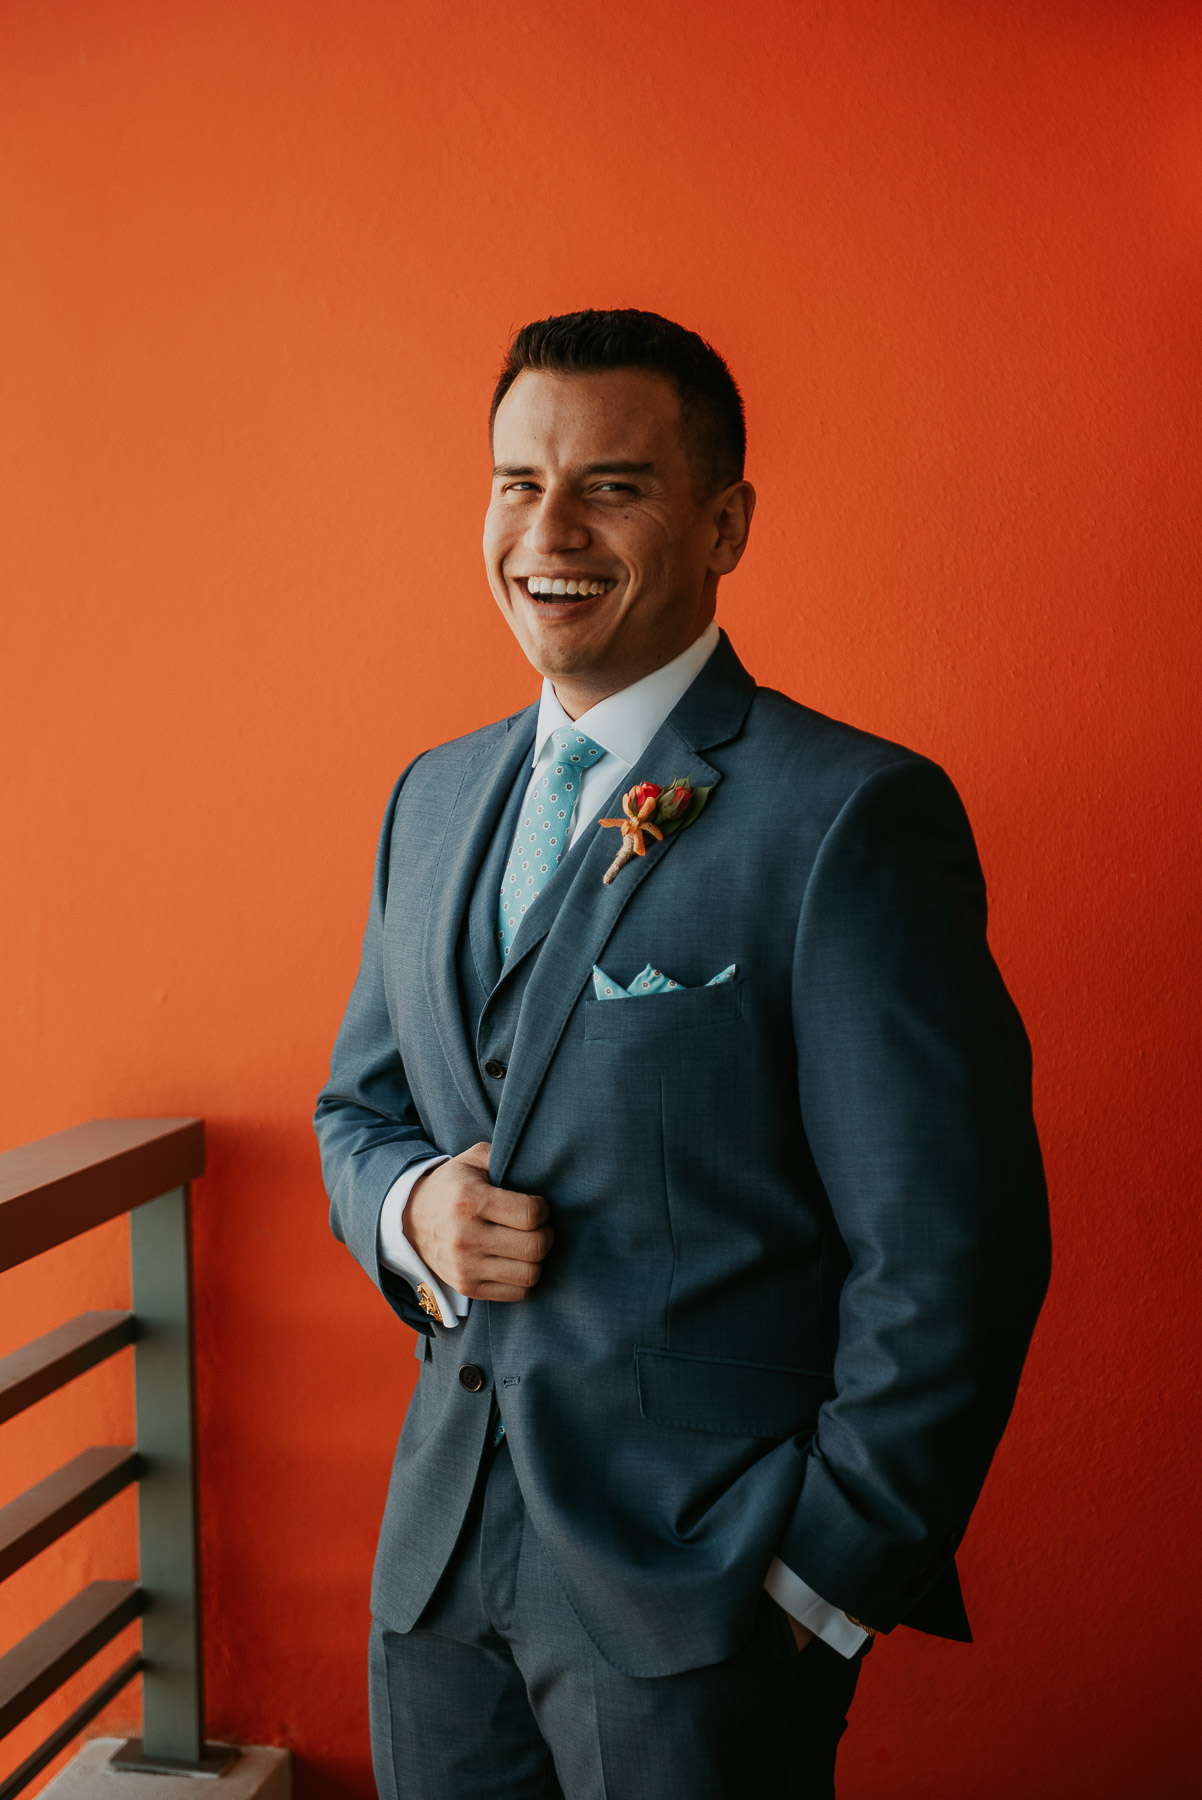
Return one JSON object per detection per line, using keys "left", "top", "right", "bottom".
{"left": 417, "top": 1284, "right": 439, "bottom": 1318}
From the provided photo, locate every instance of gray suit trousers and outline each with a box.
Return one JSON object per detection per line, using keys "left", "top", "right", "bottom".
{"left": 368, "top": 1438, "right": 865, "bottom": 1800}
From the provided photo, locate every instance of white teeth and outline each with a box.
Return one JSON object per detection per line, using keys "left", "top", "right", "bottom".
{"left": 526, "top": 576, "right": 611, "bottom": 597}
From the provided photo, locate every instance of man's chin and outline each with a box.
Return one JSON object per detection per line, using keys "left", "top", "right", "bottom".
{"left": 510, "top": 612, "right": 611, "bottom": 679}
{"left": 519, "top": 637, "right": 605, "bottom": 682}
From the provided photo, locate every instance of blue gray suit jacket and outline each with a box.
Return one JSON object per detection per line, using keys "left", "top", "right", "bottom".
{"left": 314, "top": 633, "right": 1050, "bottom": 1678}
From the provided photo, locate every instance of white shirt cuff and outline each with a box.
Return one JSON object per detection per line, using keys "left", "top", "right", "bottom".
{"left": 376, "top": 1157, "right": 470, "bottom": 1329}
{"left": 763, "top": 1556, "right": 870, "bottom": 1659}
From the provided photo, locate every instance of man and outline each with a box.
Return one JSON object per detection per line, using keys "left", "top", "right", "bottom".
{"left": 315, "top": 309, "right": 1050, "bottom": 1800}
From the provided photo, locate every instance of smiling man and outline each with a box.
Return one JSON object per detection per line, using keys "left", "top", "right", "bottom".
{"left": 485, "top": 362, "right": 746, "bottom": 712}
{"left": 315, "top": 310, "right": 1050, "bottom": 1800}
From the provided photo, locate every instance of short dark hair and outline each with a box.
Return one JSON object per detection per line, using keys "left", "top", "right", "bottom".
{"left": 490, "top": 308, "right": 746, "bottom": 498}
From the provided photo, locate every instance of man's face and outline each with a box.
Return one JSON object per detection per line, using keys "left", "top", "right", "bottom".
{"left": 484, "top": 368, "right": 752, "bottom": 709}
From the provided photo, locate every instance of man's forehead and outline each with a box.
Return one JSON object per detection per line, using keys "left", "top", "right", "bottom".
{"left": 492, "top": 367, "right": 680, "bottom": 455}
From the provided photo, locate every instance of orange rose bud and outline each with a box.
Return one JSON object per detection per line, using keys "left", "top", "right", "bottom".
{"left": 658, "top": 783, "right": 693, "bottom": 823}
{"left": 632, "top": 781, "right": 662, "bottom": 809}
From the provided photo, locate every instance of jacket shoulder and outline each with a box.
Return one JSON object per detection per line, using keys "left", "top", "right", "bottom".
{"left": 399, "top": 704, "right": 535, "bottom": 786}
{"left": 746, "top": 684, "right": 935, "bottom": 796}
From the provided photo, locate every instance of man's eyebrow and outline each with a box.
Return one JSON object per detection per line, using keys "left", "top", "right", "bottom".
{"left": 491, "top": 460, "right": 655, "bottom": 479}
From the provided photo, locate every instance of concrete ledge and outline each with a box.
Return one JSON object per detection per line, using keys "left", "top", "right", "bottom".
{"left": 39, "top": 1739, "right": 290, "bottom": 1797}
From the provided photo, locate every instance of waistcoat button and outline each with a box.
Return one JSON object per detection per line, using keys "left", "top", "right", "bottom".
{"left": 458, "top": 1364, "right": 485, "bottom": 1393}
{"left": 482, "top": 1059, "right": 507, "bottom": 1080}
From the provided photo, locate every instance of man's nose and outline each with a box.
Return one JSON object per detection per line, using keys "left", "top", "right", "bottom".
{"left": 526, "top": 488, "right": 590, "bottom": 555}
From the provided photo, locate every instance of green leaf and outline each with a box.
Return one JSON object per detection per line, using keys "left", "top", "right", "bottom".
{"left": 660, "top": 785, "right": 712, "bottom": 835}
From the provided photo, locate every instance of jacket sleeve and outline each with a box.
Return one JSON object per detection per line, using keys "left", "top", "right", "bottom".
{"left": 780, "top": 757, "right": 1051, "bottom": 1631}
{"left": 313, "top": 765, "right": 443, "bottom": 1335}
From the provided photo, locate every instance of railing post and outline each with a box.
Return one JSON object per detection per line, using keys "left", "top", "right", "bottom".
{"left": 130, "top": 1184, "right": 201, "bottom": 1760}
{"left": 111, "top": 1184, "right": 231, "bottom": 1774}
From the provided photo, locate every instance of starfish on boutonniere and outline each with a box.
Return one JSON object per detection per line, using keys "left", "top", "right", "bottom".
{"left": 598, "top": 776, "right": 712, "bottom": 885}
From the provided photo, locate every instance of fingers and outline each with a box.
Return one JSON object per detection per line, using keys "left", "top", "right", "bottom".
{"left": 408, "top": 1142, "right": 552, "bottom": 1301}
{"left": 453, "top": 1145, "right": 547, "bottom": 1231}
{"left": 447, "top": 1176, "right": 548, "bottom": 1241}
{"left": 482, "top": 1251, "right": 546, "bottom": 1289}
{"left": 469, "top": 1279, "right": 541, "bottom": 1304}
{"left": 459, "top": 1254, "right": 546, "bottom": 1300}
{"left": 446, "top": 1227, "right": 551, "bottom": 1292}
{"left": 479, "top": 1187, "right": 549, "bottom": 1232}
{"left": 477, "top": 1223, "right": 553, "bottom": 1265}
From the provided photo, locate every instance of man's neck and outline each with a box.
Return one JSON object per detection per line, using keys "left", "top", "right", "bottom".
{"left": 551, "top": 678, "right": 631, "bottom": 722}
{"left": 547, "top": 628, "right": 717, "bottom": 720}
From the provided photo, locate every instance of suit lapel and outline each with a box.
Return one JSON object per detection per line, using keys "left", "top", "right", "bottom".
{"left": 467, "top": 741, "right": 532, "bottom": 998}
{"left": 421, "top": 708, "right": 537, "bottom": 1137}
{"left": 487, "top": 634, "right": 756, "bottom": 1183}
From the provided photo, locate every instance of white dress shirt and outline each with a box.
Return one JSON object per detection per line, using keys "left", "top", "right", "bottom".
{"left": 376, "top": 619, "right": 867, "bottom": 1658}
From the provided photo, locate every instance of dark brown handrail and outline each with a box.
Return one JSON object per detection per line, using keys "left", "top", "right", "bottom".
{"left": 0, "top": 1653, "right": 144, "bottom": 1800}
{"left": 0, "top": 1581, "right": 144, "bottom": 1738}
{"left": 0, "top": 1118, "right": 203, "bottom": 1275}
{"left": 0, "top": 1446, "right": 141, "bottom": 1582}
{"left": 0, "top": 1312, "right": 137, "bottom": 1427}
{"left": 0, "top": 1117, "right": 225, "bottom": 1786}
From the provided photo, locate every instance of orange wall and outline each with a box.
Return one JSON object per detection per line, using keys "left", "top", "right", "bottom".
{"left": 2, "top": 2, "right": 1199, "bottom": 1793}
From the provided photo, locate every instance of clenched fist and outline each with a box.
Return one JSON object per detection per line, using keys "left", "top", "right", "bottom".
{"left": 403, "top": 1141, "right": 553, "bottom": 1303}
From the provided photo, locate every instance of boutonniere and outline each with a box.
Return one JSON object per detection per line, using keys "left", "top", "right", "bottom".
{"left": 598, "top": 777, "right": 712, "bottom": 885}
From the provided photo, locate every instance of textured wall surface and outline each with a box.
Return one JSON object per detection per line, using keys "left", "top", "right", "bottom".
{"left": 1, "top": 2, "right": 1199, "bottom": 1794}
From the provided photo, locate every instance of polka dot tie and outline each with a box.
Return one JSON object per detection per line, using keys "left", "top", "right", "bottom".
{"left": 498, "top": 727, "right": 604, "bottom": 960}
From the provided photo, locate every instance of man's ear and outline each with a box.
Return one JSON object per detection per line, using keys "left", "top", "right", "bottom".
{"left": 709, "top": 481, "right": 756, "bottom": 575}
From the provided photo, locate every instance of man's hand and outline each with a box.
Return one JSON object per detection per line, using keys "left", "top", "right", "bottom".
{"left": 403, "top": 1141, "right": 552, "bottom": 1303}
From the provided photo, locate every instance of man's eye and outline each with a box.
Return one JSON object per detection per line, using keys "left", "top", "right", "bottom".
{"left": 503, "top": 482, "right": 539, "bottom": 494}
{"left": 595, "top": 483, "right": 637, "bottom": 495}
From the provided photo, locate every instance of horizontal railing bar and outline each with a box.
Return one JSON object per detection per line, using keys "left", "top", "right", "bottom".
{"left": 0, "top": 1119, "right": 203, "bottom": 1274}
{"left": 0, "top": 1311, "right": 136, "bottom": 1426}
{"left": 0, "top": 1446, "right": 140, "bottom": 1583}
{"left": 0, "top": 1579, "right": 142, "bottom": 1739}
{"left": 0, "top": 1652, "right": 143, "bottom": 1800}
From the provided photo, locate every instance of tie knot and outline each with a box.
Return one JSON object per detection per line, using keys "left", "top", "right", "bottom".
{"left": 550, "top": 728, "right": 604, "bottom": 767}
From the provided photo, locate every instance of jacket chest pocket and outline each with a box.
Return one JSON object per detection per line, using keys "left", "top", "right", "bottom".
{"left": 583, "top": 978, "right": 743, "bottom": 1043}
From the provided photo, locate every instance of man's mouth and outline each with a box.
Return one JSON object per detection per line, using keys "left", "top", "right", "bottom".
{"left": 520, "top": 576, "right": 616, "bottom": 602}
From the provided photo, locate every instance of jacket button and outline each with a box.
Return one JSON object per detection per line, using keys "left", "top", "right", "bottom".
{"left": 458, "top": 1364, "right": 485, "bottom": 1393}
{"left": 482, "top": 1059, "right": 507, "bottom": 1080}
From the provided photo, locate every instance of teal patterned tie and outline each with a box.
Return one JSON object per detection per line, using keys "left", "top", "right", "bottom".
{"left": 498, "top": 727, "right": 604, "bottom": 960}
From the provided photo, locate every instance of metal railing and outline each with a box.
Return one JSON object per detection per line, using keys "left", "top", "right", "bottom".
{"left": 0, "top": 1118, "right": 232, "bottom": 1791}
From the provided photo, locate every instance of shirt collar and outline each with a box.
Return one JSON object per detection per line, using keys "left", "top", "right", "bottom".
{"left": 531, "top": 620, "right": 721, "bottom": 771}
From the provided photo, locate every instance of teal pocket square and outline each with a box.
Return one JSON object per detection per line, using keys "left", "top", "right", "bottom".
{"left": 591, "top": 962, "right": 737, "bottom": 1001}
